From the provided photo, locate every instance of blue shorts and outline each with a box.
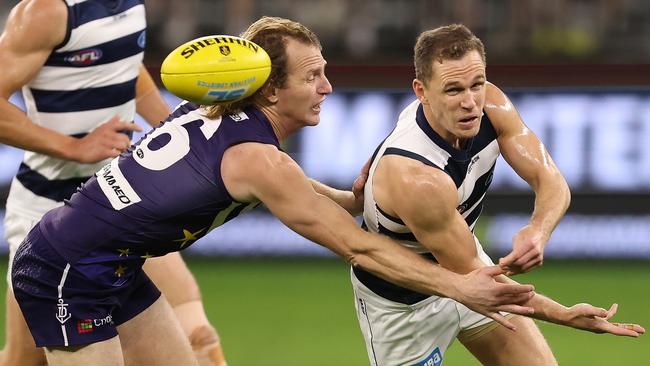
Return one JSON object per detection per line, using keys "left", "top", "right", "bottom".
{"left": 11, "top": 226, "right": 161, "bottom": 347}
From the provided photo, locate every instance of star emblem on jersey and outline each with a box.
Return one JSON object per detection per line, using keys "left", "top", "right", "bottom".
{"left": 140, "top": 252, "right": 154, "bottom": 259}
{"left": 117, "top": 248, "right": 131, "bottom": 257}
{"left": 115, "top": 265, "right": 127, "bottom": 278}
{"left": 174, "top": 227, "right": 206, "bottom": 248}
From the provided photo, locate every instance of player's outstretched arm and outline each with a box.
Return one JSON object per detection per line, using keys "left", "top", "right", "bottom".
{"left": 486, "top": 83, "right": 571, "bottom": 274}
{"left": 309, "top": 178, "right": 362, "bottom": 216}
{"left": 221, "top": 142, "right": 535, "bottom": 330}
{"left": 500, "top": 275, "right": 645, "bottom": 337}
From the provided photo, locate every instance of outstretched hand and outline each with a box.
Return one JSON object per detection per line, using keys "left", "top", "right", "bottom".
{"left": 456, "top": 266, "right": 535, "bottom": 331}
{"left": 563, "top": 303, "right": 645, "bottom": 337}
{"left": 352, "top": 157, "right": 371, "bottom": 200}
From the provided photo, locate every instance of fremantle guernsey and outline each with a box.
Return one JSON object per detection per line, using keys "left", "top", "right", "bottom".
{"left": 39, "top": 103, "right": 279, "bottom": 265}
{"left": 354, "top": 100, "right": 500, "bottom": 304}
{"left": 6, "top": 0, "right": 146, "bottom": 220}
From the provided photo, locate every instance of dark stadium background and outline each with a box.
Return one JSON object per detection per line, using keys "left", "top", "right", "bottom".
{"left": 0, "top": 1, "right": 648, "bottom": 365}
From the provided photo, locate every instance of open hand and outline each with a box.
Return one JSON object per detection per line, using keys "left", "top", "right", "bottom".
{"left": 563, "top": 303, "right": 645, "bottom": 337}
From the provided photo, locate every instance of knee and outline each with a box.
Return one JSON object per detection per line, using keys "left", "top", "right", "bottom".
{"left": 188, "top": 324, "right": 220, "bottom": 350}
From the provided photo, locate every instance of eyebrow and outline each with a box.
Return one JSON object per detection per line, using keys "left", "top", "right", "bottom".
{"left": 443, "top": 75, "right": 486, "bottom": 88}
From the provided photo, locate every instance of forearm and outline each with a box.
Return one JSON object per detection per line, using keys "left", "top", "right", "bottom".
{"left": 0, "top": 99, "right": 76, "bottom": 160}
{"left": 135, "top": 64, "right": 170, "bottom": 127}
{"left": 529, "top": 171, "right": 570, "bottom": 236}
{"left": 499, "top": 275, "right": 567, "bottom": 324}
{"left": 309, "top": 178, "right": 361, "bottom": 216}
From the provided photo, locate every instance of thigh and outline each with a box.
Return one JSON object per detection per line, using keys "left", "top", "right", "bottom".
{"left": 143, "top": 252, "right": 201, "bottom": 307}
{"left": 460, "top": 316, "right": 557, "bottom": 366}
{"left": 351, "top": 270, "right": 457, "bottom": 366}
{"left": 117, "top": 296, "right": 197, "bottom": 366}
{"left": 45, "top": 336, "right": 123, "bottom": 366}
{"left": 4, "top": 210, "right": 39, "bottom": 285}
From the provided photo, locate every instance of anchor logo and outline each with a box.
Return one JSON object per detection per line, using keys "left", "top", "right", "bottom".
{"left": 56, "top": 298, "right": 72, "bottom": 324}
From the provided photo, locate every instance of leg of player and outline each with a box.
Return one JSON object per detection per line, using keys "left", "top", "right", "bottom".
{"left": 459, "top": 315, "right": 557, "bottom": 366}
{"left": 118, "top": 295, "right": 198, "bottom": 366}
{"left": 0, "top": 212, "right": 46, "bottom": 366}
{"left": 143, "top": 253, "right": 227, "bottom": 366}
{"left": 45, "top": 336, "right": 124, "bottom": 366}
{"left": 0, "top": 290, "right": 47, "bottom": 366}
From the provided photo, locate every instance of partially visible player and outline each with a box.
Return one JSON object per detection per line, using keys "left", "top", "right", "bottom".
{"left": 0, "top": 1, "right": 225, "bottom": 365}
{"left": 351, "top": 24, "right": 644, "bottom": 366}
{"left": 9, "top": 16, "right": 546, "bottom": 366}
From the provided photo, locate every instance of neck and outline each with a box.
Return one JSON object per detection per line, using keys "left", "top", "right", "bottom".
{"left": 259, "top": 105, "right": 291, "bottom": 142}
{"left": 422, "top": 104, "right": 467, "bottom": 150}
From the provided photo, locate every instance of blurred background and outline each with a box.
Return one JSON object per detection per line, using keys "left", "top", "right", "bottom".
{"left": 0, "top": 1, "right": 649, "bottom": 365}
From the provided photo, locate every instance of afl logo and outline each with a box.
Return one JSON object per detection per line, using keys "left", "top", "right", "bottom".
{"left": 219, "top": 45, "right": 231, "bottom": 56}
{"left": 65, "top": 49, "right": 103, "bottom": 66}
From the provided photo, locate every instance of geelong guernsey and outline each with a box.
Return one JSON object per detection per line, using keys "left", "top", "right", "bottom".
{"left": 6, "top": 0, "right": 146, "bottom": 220}
{"left": 355, "top": 99, "right": 500, "bottom": 304}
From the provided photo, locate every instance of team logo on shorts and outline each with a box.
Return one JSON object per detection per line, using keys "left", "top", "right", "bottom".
{"left": 77, "top": 319, "right": 94, "bottom": 334}
{"left": 219, "top": 45, "right": 231, "bottom": 56}
{"left": 410, "top": 347, "right": 442, "bottom": 366}
{"left": 55, "top": 299, "right": 72, "bottom": 324}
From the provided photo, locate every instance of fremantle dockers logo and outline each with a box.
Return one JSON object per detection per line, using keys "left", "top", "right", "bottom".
{"left": 56, "top": 298, "right": 72, "bottom": 324}
{"left": 219, "top": 45, "right": 231, "bottom": 56}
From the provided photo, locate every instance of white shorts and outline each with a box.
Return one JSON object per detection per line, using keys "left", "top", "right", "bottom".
{"left": 4, "top": 210, "right": 39, "bottom": 285}
{"left": 351, "top": 240, "right": 497, "bottom": 366}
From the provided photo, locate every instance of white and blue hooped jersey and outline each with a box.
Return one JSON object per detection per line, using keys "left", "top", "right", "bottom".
{"left": 6, "top": 0, "right": 146, "bottom": 220}
{"left": 355, "top": 99, "right": 500, "bottom": 304}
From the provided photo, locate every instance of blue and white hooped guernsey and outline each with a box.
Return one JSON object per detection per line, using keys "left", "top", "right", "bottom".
{"left": 355, "top": 99, "right": 500, "bottom": 304}
{"left": 6, "top": 0, "right": 146, "bottom": 220}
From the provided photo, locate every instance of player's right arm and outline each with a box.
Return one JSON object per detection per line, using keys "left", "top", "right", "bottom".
{"left": 0, "top": 0, "right": 140, "bottom": 163}
{"left": 221, "top": 142, "right": 536, "bottom": 330}
{"left": 378, "top": 156, "right": 644, "bottom": 336}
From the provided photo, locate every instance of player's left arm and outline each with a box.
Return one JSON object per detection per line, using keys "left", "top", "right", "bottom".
{"left": 135, "top": 64, "right": 170, "bottom": 128}
{"left": 309, "top": 179, "right": 362, "bottom": 216}
{"left": 485, "top": 82, "right": 571, "bottom": 274}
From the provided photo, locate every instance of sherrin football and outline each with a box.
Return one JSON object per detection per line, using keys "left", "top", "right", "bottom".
{"left": 161, "top": 35, "right": 271, "bottom": 105}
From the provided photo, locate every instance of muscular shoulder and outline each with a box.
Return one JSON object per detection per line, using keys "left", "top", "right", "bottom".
{"left": 221, "top": 142, "right": 298, "bottom": 201}
{"left": 375, "top": 155, "right": 458, "bottom": 225}
{"left": 483, "top": 81, "right": 523, "bottom": 137}
{"left": 3, "top": 0, "right": 67, "bottom": 51}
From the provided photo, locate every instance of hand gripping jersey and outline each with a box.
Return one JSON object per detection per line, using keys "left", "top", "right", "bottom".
{"left": 6, "top": 0, "right": 146, "bottom": 220}
{"left": 355, "top": 100, "right": 500, "bottom": 304}
{"left": 39, "top": 103, "right": 279, "bottom": 269}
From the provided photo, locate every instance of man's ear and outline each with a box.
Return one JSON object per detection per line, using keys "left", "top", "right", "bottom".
{"left": 260, "top": 81, "right": 278, "bottom": 104}
{"left": 412, "top": 79, "right": 427, "bottom": 105}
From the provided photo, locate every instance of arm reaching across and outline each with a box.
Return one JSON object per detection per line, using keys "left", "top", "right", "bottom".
{"left": 376, "top": 154, "right": 644, "bottom": 336}
{"left": 221, "top": 142, "right": 535, "bottom": 330}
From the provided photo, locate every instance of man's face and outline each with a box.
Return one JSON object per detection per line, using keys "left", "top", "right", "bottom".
{"left": 273, "top": 38, "right": 332, "bottom": 128}
{"left": 414, "top": 50, "right": 486, "bottom": 144}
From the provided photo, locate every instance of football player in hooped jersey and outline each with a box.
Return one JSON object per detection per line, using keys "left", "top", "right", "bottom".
{"left": 351, "top": 24, "right": 644, "bottom": 366}
{"left": 0, "top": 1, "right": 226, "bottom": 366}
{"left": 9, "top": 16, "right": 548, "bottom": 365}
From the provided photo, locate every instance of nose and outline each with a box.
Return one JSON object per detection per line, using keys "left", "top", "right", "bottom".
{"left": 460, "top": 90, "right": 477, "bottom": 110}
{"left": 319, "top": 74, "right": 333, "bottom": 95}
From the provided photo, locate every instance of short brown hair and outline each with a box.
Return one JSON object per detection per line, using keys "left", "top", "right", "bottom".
{"left": 414, "top": 24, "right": 486, "bottom": 86}
{"left": 205, "top": 16, "right": 321, "bottom": 118}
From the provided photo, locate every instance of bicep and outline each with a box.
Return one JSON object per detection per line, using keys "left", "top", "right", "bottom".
{"left": 0, "top": 1, "right": 66, "bottom": 97}
{"left": 391, "top": 170, "right": 484, "bottom": 274}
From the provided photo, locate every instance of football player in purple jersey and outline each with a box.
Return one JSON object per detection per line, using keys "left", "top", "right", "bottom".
{"left": 10, "top": 16, "right": 542, "bottom": 365}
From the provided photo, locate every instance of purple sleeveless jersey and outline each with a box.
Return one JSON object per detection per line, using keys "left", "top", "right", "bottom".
{"left": 40, "top": 102, "right": 279, "bottom": 264}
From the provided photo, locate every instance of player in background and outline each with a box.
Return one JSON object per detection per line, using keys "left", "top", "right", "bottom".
{"left": 0, "top": 1, "right": 225, "bottom": 365}
{"left": 8, "top": 16, "right": 551, "bottom": 365}
{"left": 351, "top": 24, "right": 644, "bottom": 366}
